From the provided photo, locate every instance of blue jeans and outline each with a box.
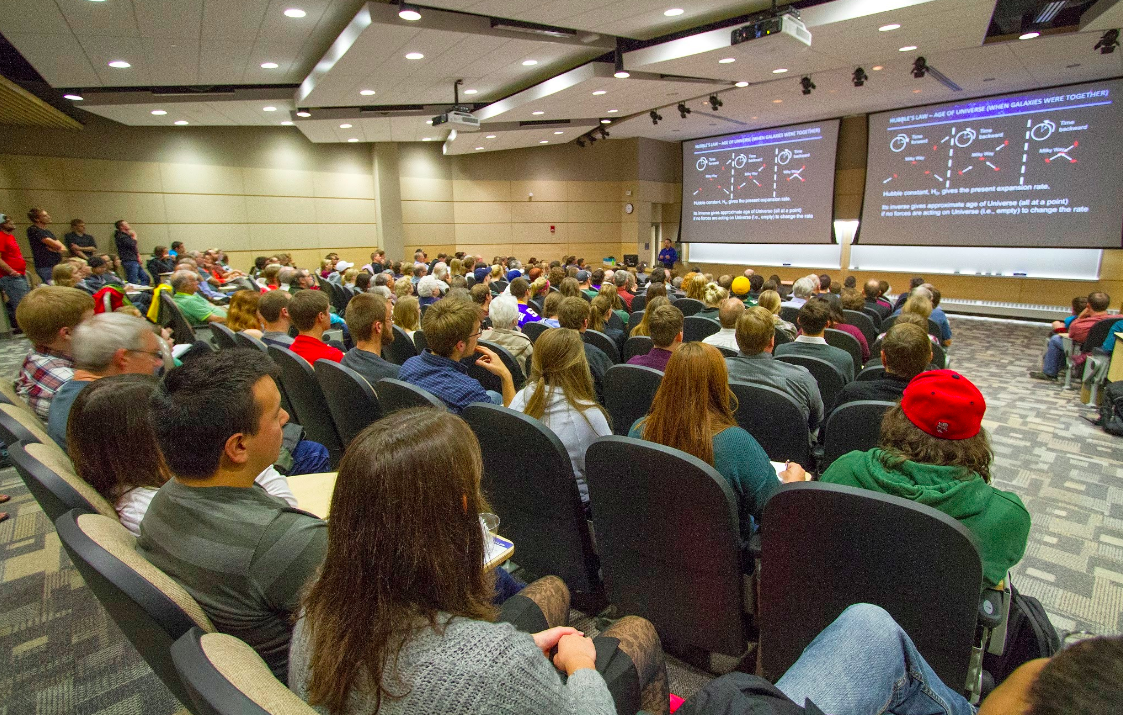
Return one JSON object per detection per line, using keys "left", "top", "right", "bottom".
{"left": 36, "top": 265, "right": 55, "bottom": 285}
{"left": 0, "top": 274, "right": 30, "bottom": 311}
{"left": 123, "top": 260, "right": 148, "bottom": 286}
{"left": 1041, "top": 333, "right": 1065, "bottom": 377}
{"left": 776, "top": 604, "right": 976, "bottom": 715}
{"left": 289, "top": 439, "right": 329, "bottom": 475}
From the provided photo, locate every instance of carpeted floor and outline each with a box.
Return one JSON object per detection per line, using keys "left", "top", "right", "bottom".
{"left": 0, "top": 314, "right": 1120, "bottom": 713}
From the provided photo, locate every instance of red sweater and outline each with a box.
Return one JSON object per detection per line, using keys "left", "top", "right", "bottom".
{"left": 290, "top": 335, "right": 343, "bottom": 364}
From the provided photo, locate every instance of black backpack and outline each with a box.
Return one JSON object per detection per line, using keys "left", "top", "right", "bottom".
{"left": 1100, "top": 381, "right": 1123, "bottom": 437}
{"left": 984, "top": 584, "right": 1061, "bottom": 683}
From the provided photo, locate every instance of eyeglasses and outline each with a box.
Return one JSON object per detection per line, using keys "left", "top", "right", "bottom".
{"left": 128, "top": 349, "right": 165, "bottom": 361}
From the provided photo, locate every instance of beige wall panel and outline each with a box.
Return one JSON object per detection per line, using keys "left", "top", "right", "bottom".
{"left": 62, "top": 158, "right": 165, "bottom": 193}
{"left": 0, "top": 155, "right": 70, "bottom": 190}
{"left": 636, "top": 181, "right": 678, "bottom": 204}
{"left": 164, "top": 194, "right": 248, "bottom": 224}
{"left": 403, "top": 223, "right": 456, "bottom": 247}
{"left": 399, "top": 176, "right": 453, "bottom": 202}
{"left": 454, "top": 222, "right": 513, "bottom": 245}
{"left": 12, "top": 190, "right": 74, "bottom": 223}
{"left": 313, "top": 171, "right": 375, "bottom": 199}
{"left": 401, "top": 200, "right": 454, "bottom": 224}
{"left": 510, "top": 180, "right": 567, "bottom": 202}
{"left": 511, "top": 241, "right": 567, "bottom": 259}
{"left": 568, "top": 201, "right": 623, "bottom": 223}
{"left": 568, "top": 222, "right": 624, "bottom": 243}
{"left": 406, "top": 243, "right": 456, "bottom": 259}
{"left": 570, "top": 243, "right": 627, "bottom": 263}
{"left": 245, "top": 196, "right": 315, "bottom": 225}
{"left": 510, "top": 201, "right": 565, "bottom": 224}
{"left": 67, "top": 191, "right": 167, "bottom": 225}
{"left": 167, "top": 223, "right": 246, "bottom": 253}
{"left": 130, "top": 224, "right": 171, "bottom": 253}
{"left": 453, "top": 202, "right": 512, "bottom": 224}
{"left": 567, "top": 181, "right": 622, "bottom": 201}
{"left": 313, "top": 197, "right": 377, "bottom": 225}
{"left": 159, "top": 163, "right": 245, "bottom": 195}
{"left": 511, "top": 224, "right": 568, "bottom": 245}
{"left": 242, "top": 167, "right": 316, "bottom": 198}
{"left": 457, "top": 243, "right": 512, "bottom": 259}
{"left": 452, "top": 180, "right": 511, "bottom": 202}
{"left": 248, "top": 223, "right": 321, "bottom": 252}
{"left": 316, "top": 224, "right": 378, "bottom": 250}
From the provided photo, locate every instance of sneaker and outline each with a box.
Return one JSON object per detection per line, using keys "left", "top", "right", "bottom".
{"left": 1029, "top": 371, "right": 1058, "bottom": 381}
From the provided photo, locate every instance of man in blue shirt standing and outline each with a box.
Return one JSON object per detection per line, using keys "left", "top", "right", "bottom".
{"left": 657, "top": 238, "right": 678, "bottom": 270}
{"left": 398, "top": 296, "right": 515, "bottom": 414}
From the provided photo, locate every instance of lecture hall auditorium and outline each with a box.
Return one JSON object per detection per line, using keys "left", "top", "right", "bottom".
{"left": 0, "top": 0, "right": 1121, "bottom": 713}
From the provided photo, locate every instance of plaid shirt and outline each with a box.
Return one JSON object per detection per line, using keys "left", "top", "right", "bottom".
{"left": 16, "top": 348, "right": 75, "bottom": 421}
{"left": 398, "top": 351, "right": 493, "bottom": 415}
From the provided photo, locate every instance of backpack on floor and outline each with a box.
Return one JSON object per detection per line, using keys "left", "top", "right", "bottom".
{"left": 984, "top": 584, "right": 1060, "bottom": 683}
{"left": 1100, "top": 381, "right": 1123, "bottom": 437}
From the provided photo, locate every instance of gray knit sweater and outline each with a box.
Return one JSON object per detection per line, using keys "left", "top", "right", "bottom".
{"left": 288, "top": 614, "right": 616, "bottom": 715}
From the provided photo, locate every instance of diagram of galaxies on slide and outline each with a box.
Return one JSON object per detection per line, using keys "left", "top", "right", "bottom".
{"left": 881, "top": 116, "right": 1084, "bottom": 192}
{"left": 692, "top": 143, "right": 813, "bottom": 201}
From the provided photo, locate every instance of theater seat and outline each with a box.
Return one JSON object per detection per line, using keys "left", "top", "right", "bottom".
{"left": 266, "top": 346, "right": 344, "bottom": 469}
{"left": 313, "top": 361, "right": 382, "bottom": 447}
{"left": 374, "top": 378, "right": 445, "bottom": 413}
{"left": 604, "top": 364, "right": 662, "bottom": 436}
{"left": 10, "top": 441, "right": 116, "bottom": 522}
{"left": 819, "top": 400, "right": 896, "bottom": 471}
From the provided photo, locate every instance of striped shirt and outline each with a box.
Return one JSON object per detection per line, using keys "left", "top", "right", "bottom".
{"left": 136, "top": 478, "right": 326, "bottom": 681}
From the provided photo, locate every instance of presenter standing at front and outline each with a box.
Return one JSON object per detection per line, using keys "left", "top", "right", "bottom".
{"left": 658, "top": 238, "right": 678, "bottom": 270}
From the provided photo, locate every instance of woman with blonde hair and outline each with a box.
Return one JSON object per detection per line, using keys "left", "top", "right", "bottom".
{"left": 596, "top": 284, "right": 629, "bottom": 325}
{"left": 341, "top": 267, "right": 360, "bottom": 289}
{"left": 225, "top": 289, "right": 264, "bottom": 337}
{"left": 393, "top": 278, "right": 413, "bottom": 301}
{"left": 588, "top": 294, "right": 625, "bottom": 347}
{"left": 449, "top": 257, "right": 464, "bottom": 277}
{"left": 510, "top": 329, "right": 611, "bottom": 508}
{"left": 559, "top": 277, "right": 582, "bottom": 299}
{"left": 696, "top": 282, "right": 728, "bottom": 321}
{"left": 901, "top": 294, "right": 933, "bottom": 320}
{"left": 393, "top": 295, "right": 421, "bottom": 340}
{"left": 630, "top": 296, "right": 670, "bottom": 338}
{"left": 629, "top": 342, "right": 807, "bottom": 543}
{"left": 757, "top": 289, "right": 797, "bottom": 340}
{"left": 684, "top": 273, "right": 708, "bottom": 301}
{"left": 52, "top": 262, "right": 77, "bottom": 287}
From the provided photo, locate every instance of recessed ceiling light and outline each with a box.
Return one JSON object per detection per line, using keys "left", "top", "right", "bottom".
{"left": 718, "top": 57, "right": 736, "bottom": 64}
{"left": 63, "top": 94, "right": 83, "bottom": 100}
{"left": 425, "top": 119, "right": 433, "bottom": 125}
{"left": 751, "top": 116, "right": 758, "bottom": 119}
{"left": 592, "top": 90, "right": 607, "bottom": 95}
{"left": 475, "top": 146, "right": 485, "bottom": 150}
{"left": 607, "top": 109, "right": 618, "bottom": 113}
{"left": 260, "top": 62, "right": 279, "bottom": 69}
{"left": 664, "top": 8, "right": 684, "bottom": 16}
{"left": 554, "top": 130, "right": 564, "bottom": 134}
{"left": 871, "top": 65, "right": 884, "bottom": 71}
{"left": 405, "top": 52, "right": 424, "bottom": 60}
{"left": 879, "top": 23, "right": 901, "bottom": 31}
{"left": 359, "top": 89, "right": 376, "bottom": 96}
{"left": 348, "top": 138, "right": 359, "bottom": 142}
{"left": 174, "top": 120, "right": 188, "bottom": 125}
{"left": 263, "top": 106, "right": 277, "bottom": 111}
{"left": 600, "top": 119, "right": 611, "bottom": 124}
{"left": 735, "top": 81, "right": 749, "bottom": 87}
{"left": 522, "top": 59, "right": 538, "bottom": 66}
{"left": 899, "top": 45, "right": 917, "bottom": 52}
{"left": 281, "top": 121, "right": 294, "bottom": 126}
{"left": 532, "top": 110, "right": 544, "bottom": 115}
{"left": 772, "top": 68, "right": 788, "bottom": 74}
{"left": 485, "top": 134, "right": 496, "bottom": 139}
{"left": 539, "top": 140, "right": 549, "bottom": 144}
{"left": 398, "top": 4, "right": 422, "bottom": 21}
{"left": 422, "top": 137, "right": 432, "bottom": 141}
{"left": 1019, "top": 31, "right": 1040, "bottom": 40}
{"left": 464, "top": 89, "right": 478, "bottom": 95}
{"left": 284, "top": 8, "right": 306, "bottom": 18}
{"left": 614, "top": 70, "right": 630, "bottom": 79}
{"left": 87, "top": 0, "right": 106, "bottom": 2}
{"left": 340, "top": 123, "right": 352, "bottom": 128}
{"left": 108, "top": 60, "right": 130, "bottom": 68}
{"left": 296, "top": 111, "right": 311, "bottom": 117}
{"left": 772, "top": 99, "right": 783, "bottom": 103}
{"left": 151, "top": 110, "right": 167, "bottom": 115}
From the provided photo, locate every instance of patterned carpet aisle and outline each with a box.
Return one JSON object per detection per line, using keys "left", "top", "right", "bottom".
{"left": 0, "top": 315, "right": 1119, "bottom": 714}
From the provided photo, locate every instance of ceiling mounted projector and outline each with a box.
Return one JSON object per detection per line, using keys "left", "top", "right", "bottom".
{"left": 431, "top": 110, "right": 480, "bottom": 131}
{"left": 730, "top": 12, "right": 811, "bottom": 49}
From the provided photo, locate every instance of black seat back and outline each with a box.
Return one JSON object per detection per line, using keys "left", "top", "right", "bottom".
{"left": 728, "top": 381, "right": 812, "bottom": 464}
{"left": 631, "top": 294, "right": 646, "bottom": 312}
{"left": 313, "top": 361, "right": 382, "bottom": 447}
{"left": 607, "top": 311, "right": 625, "bottom": 332}
{"left": 683, "top": 315, "right": 720, "bottom": 342}
{"left": 773, "top": 326, "right": 792, "bottom": 345}
{"left": 383, "top": 325, "right": 419, "bottom": 365}
{"left": 880, "top": 315, "right": 898, "bottom": 333}
{"left": 758, "top": 483, "right": 982, "bottom": 689}
{"left": 1082, "top": 317, "right": 1118, "bottom": 351}
{"left": 374, "top": 378, "right": 445, "bottom": 413}
{"left": 927, "top": 318, "right": 942, "bottom": 340}
{"left": 523, "top": 322, "right": 551, "bottom": 345}
{"left": 233, "top": 332, "right": 268, "bottom": 352}
{"left": 412, "top": 330, "right": 428, "bottom": 354}
{"left": 843, "top": 309, "right": 878, "bottom": 344}
{"left": 604, "top": 364, "right": 662, "bottom": 436}
{"left": 673, "top": 298, "right": 704, "bottom": 317}
{"left": 856, "top": 364, "right": 887, "bottom": 382}
{"left": 462, "top": 404, "right": 600, "bottom": 594}
{"left": 478, "top": 340, "right": 526, "bottom": 390}
{"left": 160, "top": 292, "right": 197, "bottom": 345}
{"left": 210, "top": 323, "right": 237, "bottom": 350}
{"left": 266, "top": 346, "right": 343, "bottom": 468}
{"left": 779, "top": 305, "right": 800, "bottom": 324}
{"left": 775, "top": 354, "right": 847, "bottom": 410}
{"left": 622, "top": 335, "right": 653, "bottom": 363}
{"left": 820, "top": 400, "right": 895, "bottom": 470}
{"left": 584, "top": 330, "right": 619, "bottom": 363}
{"left": 586, "top": 437, "right": 749, "bottom": 656}
{"left": 932, "top": 341, "right": 948, "bottom": 369}
{"left": 861, "top": 306, "right": 883, "bottom": 329}
{"left": 825, "top": 328, "right": 863, "bottom": 375}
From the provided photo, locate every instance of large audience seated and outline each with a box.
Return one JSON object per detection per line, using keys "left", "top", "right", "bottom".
{"left": 5, "top": 230, "right": 1123, "bottom": 713}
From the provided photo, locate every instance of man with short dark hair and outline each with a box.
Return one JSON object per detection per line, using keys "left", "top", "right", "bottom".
{"left": 258, "top": 290, "right": 295, "bottom": 347}
{"left": 137, "top": 350, "right": 325, "bottom": 681}
{"left": 341, "top": 293, "right": 399, "bottom": 384}
{"left": 288, "top": 290, "right": 343, "bottom": 364}
{"left": 80, "top": 255, "right": 122, "bottom": 293}
{"left": 557, "top": 297, "right": 611, "bottom": 401}
{"left": 892, "top": 275, "right": 926, "bottom": 313}
{"left": 590, "top": 268, "right": 605, "bottom": 292}
{"left": 627, "top": 304, "right": 684, "bottom": 372}
{"left": 829, "top": 323, "right": 931, "bottom": 413}
{"left": 114, "top": 219, "right": 147, "bottom": 285}
{"left": 508, "top": 277, "right": 540, "bottom": 327}
{"left": 775, "top": 299, "right": 855, "bottom": 381}
{"left": 398, "top": 297, "right": 514, "bottom": 413}
{"left": 726, "top": 306, "right": 824, "bottom": 432}
{"left": 1031, "top": 291, "right": 1114, "bottom": 381}
{"left": 577, "top": 270, "right": 595, "bottom": 298}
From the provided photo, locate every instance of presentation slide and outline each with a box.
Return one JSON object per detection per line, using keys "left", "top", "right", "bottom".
{"left": 859, "top": 78, "right": 1123, "bottom": 248}
{"left": 680, "top": 119, "right": 840, "bottom": 244}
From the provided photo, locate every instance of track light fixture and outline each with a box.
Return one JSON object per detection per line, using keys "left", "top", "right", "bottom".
{"left": 397, "top": 2, "right": 421, "bottom": 21}
{"left": 708, "top": 94, "right": 722, "bottom": 111}
{"left": 1094, "top": 29, "right": 1119, "bottom": 54}
{"left": 912, "top": 57, "right": 928, "bottom": 79}
{"left": 800, "top": 76, "right": 815, "bottom": 95}
{"left": 576, "top": 137, "right": 586, "bottom": 148}
{"left": 614, "top": 49, "right": 630, "bottom": 78}
{"left": 852, "top": 67, "right": 868, "bottom": 87}
{"left": 650, "top": 109, "right": 663, "bottom": 125}
{"left": 599, "top": 126, "right": 610, "bottom": 139}
{"left": 588, "top": 133, "right": 597, "bottom": 143}
{"left": 677, "top": 102, "right": 692, "bottom": 118}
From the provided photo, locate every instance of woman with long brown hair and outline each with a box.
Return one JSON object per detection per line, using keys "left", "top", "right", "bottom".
{"left": 596, "top": 284, "right": 629, "bottom": 325}
{"left": 589, "top": 294, "right": 625, "bottom": 347}
{"left": 629, "top": 342, "right": 807, "bottom": 543}
{"left": 225, "top": 289, "right": 264, "bottom": 337}
{"left": 629, "top": 296, "right": 670, "bottom": 338}
{"left": 290, "top": 407, "right": 669, "bottom": 715}
{"left": 510, "top": 329, "right": 611, "bottom": 508}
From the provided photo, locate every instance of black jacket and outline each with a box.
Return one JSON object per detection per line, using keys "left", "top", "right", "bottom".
{"left": 677, "top": 674, "right": 826, "bottom": 715}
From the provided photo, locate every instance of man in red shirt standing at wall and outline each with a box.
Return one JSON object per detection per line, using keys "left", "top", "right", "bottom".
{"left": 0, "top": 212, "right": 29, "bottom": 522}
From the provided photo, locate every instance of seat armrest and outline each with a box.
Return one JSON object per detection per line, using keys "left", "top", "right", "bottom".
{"left": 978, "top": 589, "right": 1004, "bottom": 630}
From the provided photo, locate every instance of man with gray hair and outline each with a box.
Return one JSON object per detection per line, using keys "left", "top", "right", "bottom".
{"left": 481, "top": 295, "right": 532, "bottom": 374}
{"left": 781, "top": 276, "right": 816, "bottom": 310}
{"left": 46, "top": 312, "right": 165, "bottom": 451}
{"left": 171, "top": 270, "right": 227, "bottom": 325}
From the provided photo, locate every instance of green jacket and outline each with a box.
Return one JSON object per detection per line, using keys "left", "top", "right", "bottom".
{"left": 821, "top": 449, "right": 1030, "bottom": 587}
